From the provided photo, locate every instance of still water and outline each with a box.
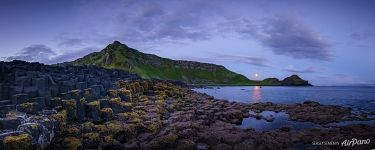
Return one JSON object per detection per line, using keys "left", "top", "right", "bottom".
{"left": 194, "top": 86, "right": 375, "bottom": 130}
{"left": 193, "top": 86, "right": 375, "bottom": 112}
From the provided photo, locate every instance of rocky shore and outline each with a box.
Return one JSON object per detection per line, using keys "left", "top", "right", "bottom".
{"left": 0, "top": 61, "right": 374, "bottom": 149}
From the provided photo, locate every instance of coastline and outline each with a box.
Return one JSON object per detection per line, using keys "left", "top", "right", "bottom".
{"left": 0, "top": 61, "right": 373, "bottom": 149}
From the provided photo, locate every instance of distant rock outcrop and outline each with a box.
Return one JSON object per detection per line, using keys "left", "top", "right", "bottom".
{"left": 261, "top": 75, "right": 311, "bottom": 86}
{"left": 281, "top": 75, "right": 311, "bottom": 86}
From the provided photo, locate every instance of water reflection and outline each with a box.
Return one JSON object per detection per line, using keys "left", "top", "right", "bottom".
{"left": 251, "top": 86, "right": 261, "bottom": 103}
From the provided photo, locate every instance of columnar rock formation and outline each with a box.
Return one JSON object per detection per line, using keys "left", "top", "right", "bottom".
{"left": 0, "top": 60, "right": 139, "bottom": 116}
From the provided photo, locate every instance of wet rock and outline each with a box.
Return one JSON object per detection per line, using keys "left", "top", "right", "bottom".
{"left": 265, "top": 115, "right": 274, "bottom": 122}
{"left": 280, "top": 125, "right": 291, "bottom": 132}
{"left": 254, "top": 113, "right": 262, "bottom": 120}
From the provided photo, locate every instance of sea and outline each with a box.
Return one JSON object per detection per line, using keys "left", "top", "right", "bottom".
{"left": 193, "top": 86, "right": 375, "bottom": 131}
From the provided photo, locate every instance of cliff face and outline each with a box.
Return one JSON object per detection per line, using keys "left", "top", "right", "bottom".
{"left": 63, "top": 41, "right": 253, "bottom": 85}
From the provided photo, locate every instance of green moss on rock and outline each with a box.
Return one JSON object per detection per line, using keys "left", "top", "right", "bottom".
{"left": 3, "top": 133, "right": 32, "bottom": 150}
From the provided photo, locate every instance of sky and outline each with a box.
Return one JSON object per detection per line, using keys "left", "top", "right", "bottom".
{"left": 0, "top": 0, "right": 374, "bottom": 86}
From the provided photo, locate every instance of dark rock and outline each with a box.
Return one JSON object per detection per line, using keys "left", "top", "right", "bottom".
{"left": 0, "top": 117, "right": 22, "bottom": 130}
{"left": 16, "top": 102, "right": 41, "bottom": 114}
{"left": 195, "top": 143, "right": 209, "bottom": 150}
{"left": 211, "top": 144, "right": 232, "bottom": 150}
{"left": 86, "top": 101, "right": 101, "bottom": 121}
{"left": 12, "top": 94, "right": 29, "bottom": 105}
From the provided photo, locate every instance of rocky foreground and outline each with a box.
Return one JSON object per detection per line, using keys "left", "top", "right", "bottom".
{"left": 0, "top": 61, "right": 374, "bottom": 150}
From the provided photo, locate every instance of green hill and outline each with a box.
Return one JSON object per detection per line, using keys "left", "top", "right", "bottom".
{"left": 63, "top": 41, "right": 255, "bottom": 85}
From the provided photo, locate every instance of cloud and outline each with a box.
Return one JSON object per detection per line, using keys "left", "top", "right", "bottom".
{"left": 5, "top": 44, "right": 98, "bottom": 64}
{"left": 68, "top": 0, "right": 240, "bottom": 46}
{"left": 52, "top": 47, "right": 98, "bottom": 63}
{"left": 226, "top": 15, "right": 333, "bottom": 61}
{"left": 282, "top": 65, "right": 320, "bottom": 73}
{"left": 113, "top": 1, "right": 220, "bottom": 42}
{"left": 350, "top": 31, "right": 375, "bottom": 40}
{"left": 174, "top": 54, "right": 269, "bottom": 67}
{"left": 260, "top": 16, "right": 333, "bottom": 61}
{"left": 6, "top": 45, "right": 57, "bottom": 64}
{"left": 57, "top": 38, "right": 83, "bottom": 48}
{"left": 215, "top": 54, "right": 269, "bottom": 67}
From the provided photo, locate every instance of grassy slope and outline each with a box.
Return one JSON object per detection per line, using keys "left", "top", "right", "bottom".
{"left": 70, "top": 42, "right": 254, "bottom": 85}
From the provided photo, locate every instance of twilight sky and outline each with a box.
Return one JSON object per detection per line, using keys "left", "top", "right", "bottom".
{"left": 1, "top": 0, "right": 374, "bottom": 86}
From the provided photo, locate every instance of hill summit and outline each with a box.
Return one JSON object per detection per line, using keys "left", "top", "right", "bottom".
{"left": 64, "top": 41, "right": 253, "bottom": 85}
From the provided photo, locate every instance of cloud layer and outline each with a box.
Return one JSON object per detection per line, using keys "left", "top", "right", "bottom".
{"left": 5, "top": 1, "right": 334, "bottom": 65}
{"left": 282, "top": 65, "right": 320, "bottom": 73}
{"left": 5, "top": 45, "right": 97, "bottom": 64}
{"left": 6, "top": 45, "right": 56, "bottom": 64}
{"left": 227, "top": 15, "right": 333, "bottom": 61}
{"left": 259, "top": 16, "right": 333, "bottom": 61}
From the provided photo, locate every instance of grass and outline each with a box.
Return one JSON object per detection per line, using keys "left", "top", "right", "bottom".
{"left": 69, "top": 42, "right": 256, "bottom": 85}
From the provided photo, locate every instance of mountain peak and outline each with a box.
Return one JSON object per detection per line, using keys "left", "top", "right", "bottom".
{"left": 112, "top": 40, "right": 122, "bottom": 45}
{"left": 110, "top": 41, "right": 128, "bottom": 48}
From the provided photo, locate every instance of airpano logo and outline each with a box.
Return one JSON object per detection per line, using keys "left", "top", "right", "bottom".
{"left": 341, "top": 138, "right": 370, "bottom": 147}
